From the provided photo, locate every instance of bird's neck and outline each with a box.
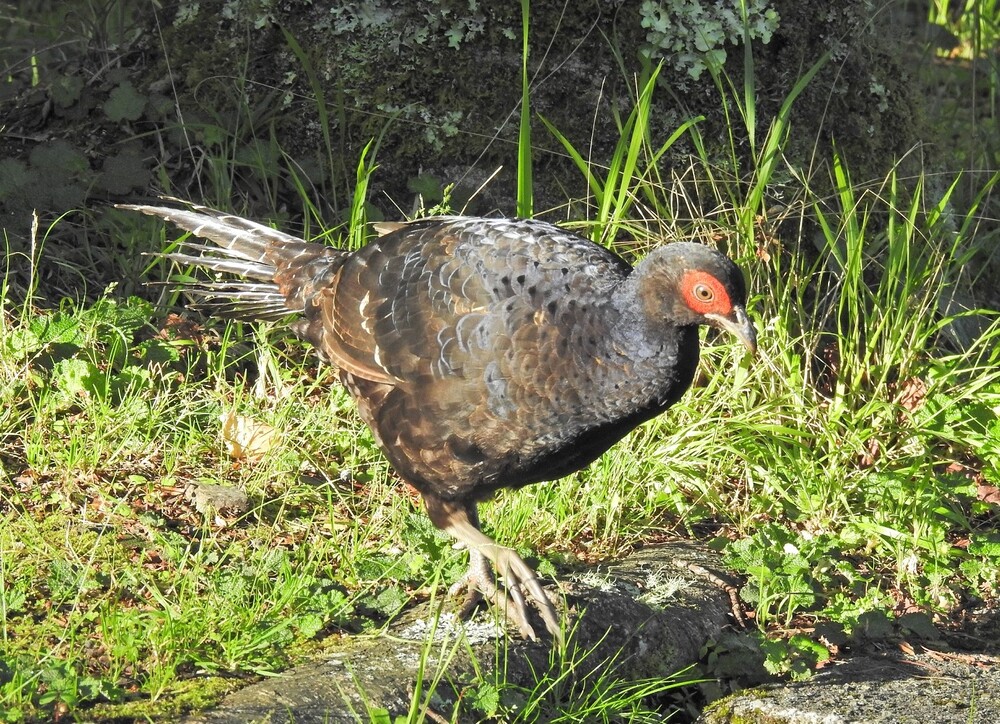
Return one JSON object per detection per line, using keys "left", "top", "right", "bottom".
{"left": 586, "top": 275, "right": 700, "bottom": 408}
{"left": 606, "top": 272, "right": 676, "bottom": 360}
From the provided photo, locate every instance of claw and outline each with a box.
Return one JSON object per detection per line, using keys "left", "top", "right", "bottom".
{"left": 449, "top": 549, "right": 539, "bottom": 640}
{"left": 491, "top": 545, "right": 562, "bottom": 643}
{"left": 447, "top": 547, "right": 538, "bottom": 639}
{"left": 429, "top": 499, "right": 563, "bottom": 644}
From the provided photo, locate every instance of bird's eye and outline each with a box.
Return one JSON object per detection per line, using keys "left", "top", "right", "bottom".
{"left": 693, "top": 283, "right": 714, "bottom": 302}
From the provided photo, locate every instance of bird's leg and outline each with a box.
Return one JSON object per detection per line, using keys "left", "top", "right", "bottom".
{"left": 425, "top": 497, "right": 562, "bottom": 643}
{"left": 448, "top": 545, "right": 491, "bottom": 617}
{"left": 445, "top": 509, "right": 536, "bottom": 629}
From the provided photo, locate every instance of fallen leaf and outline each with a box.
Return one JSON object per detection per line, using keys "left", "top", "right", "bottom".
{"left": 220, "top": 410, "right": 279, "bottom": 461}
{"left": 897, "top": 377, "right": 927, "bottom": 412}
{"left": 859, "top": 437, "right": 881, "bottom": 468}
{"left": 977, "top": 482, "right": 1000, "bottom": 506}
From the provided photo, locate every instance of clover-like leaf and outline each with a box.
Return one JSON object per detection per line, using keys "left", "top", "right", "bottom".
{"left": 104, "top": 81, "right": 146, "bottom": 122}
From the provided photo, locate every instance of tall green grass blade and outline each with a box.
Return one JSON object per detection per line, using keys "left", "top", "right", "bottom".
{"left": 606, "top": 63, "right": 662, "bottom": 239}
{"left": 540, "top": 63, "right": 701, "bottom": 245}
{"left": 739, "top": 50, "right": 830, "bottom": 239}
{"left": 280, "top": 26, "right": 339, "bottom": 214}
{"left": 348, "top": 139, "right": 377, "bottom": 250}
{"left": 517, "top": 0, "right": 533, "bottom": 218}
{"left": 954, "top": 170, "right": 1000, "bottom": 274}
{"left": 739, "top": 0, "right": 757, "bottom": 151}
{"left": 538, "top": 114, "right": 606, "bottom": 203}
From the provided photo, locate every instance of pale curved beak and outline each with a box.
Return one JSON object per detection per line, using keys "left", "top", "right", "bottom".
{"left": 707, "top": 305, "right": 757, "bottom": 355}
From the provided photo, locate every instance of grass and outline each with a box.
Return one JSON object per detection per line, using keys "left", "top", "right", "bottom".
{"left": 929, "top": 0, "right": 1000, "bottom": 62}
{"left": 4, "top": 162, "right": 999, "bottom": 721}
{"left": 2, "top": 0, "right": 1000, "bottom": 721}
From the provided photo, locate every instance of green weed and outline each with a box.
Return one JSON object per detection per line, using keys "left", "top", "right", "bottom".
{"left": 2, "top": 1, "right": 1000, "bottom": 720}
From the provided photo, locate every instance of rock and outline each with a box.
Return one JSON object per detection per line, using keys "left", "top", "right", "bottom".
{"left": 185, "top": 483, "right": 250, "bottom": 517}
{"left": 183, "top": 542, "right": 735, "bottom": 723}
{"left": 701, "top": 649, "right": 1000, "bottom": 724}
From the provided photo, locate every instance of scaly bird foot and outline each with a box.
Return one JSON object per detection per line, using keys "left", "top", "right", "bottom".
{"left": 449, "top": 546, "right": 562, "bottom": 643}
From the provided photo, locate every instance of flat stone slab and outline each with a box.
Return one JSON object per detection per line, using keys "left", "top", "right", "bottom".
{"left": 183, "top": 542, "right": 735, "bottom": 723}
{"left": 702, "top": 648, "right": 1000, "bottom": 724}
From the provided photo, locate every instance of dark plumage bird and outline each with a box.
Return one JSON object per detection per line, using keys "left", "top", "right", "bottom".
{"left": 121, "top": 201, "right": 757, "bottom": 641}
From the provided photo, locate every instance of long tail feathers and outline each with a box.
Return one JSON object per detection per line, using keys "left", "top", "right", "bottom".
{"left": 171, "top": 282, "right": 294, "bottom": 321}
{"left": 120, "top": 200, "right": 306, "bottom": 263}
{"left": 121, "top": 199, "right": 342, "bottom": 321}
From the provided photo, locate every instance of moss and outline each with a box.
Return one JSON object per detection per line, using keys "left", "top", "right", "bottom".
{"left": 700, "top": 688, "right": 772, "bottom": 724}
{"left": 86, "top": 676, "right": 241, "bottom": 721}
{"left": 160, "top": 0, "right": 918, "bottom": 217}
{"left": 1, "top": 0, "right": 929, "bottom": 300}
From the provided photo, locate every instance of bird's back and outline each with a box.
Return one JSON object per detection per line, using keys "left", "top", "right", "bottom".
{"left": 296, "top": 217, "right": 697, "bottom": 501}
{"left": 304, "top": 217, "right": 632, "bottom": 383}
{"left": 128, "top": 206, "right": 701, "bottom": 502}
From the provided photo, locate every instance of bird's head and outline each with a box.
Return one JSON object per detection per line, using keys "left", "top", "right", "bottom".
{"left": 636, "top": 242, "right": 757, "bottom": 354}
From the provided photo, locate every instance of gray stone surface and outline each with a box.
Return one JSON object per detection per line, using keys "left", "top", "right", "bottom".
{"left": 185, "top": 482, "right": 250, "bottom": 516}
{"left": 180, "top": 541, "right": 1000, "bottom": 724}
{"left": 702, "top": 648, "right": 1000, "bottom": 724}
{"left": 183, "top": 542, "right": 734, "bottom": 723}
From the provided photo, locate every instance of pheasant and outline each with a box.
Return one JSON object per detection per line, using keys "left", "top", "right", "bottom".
{"left": 121, "top": 201, "right": 757, "bottom": 641}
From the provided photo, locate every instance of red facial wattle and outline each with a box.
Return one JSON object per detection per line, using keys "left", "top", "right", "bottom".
{"left": 680, "top": 270, "right": 733, "bottom": 315}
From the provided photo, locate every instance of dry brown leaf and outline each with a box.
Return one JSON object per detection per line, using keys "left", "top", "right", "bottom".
{"left": 976, "top": 482, "right": 1000, "bottom": 506}
{"left": 859, "top": 437, "right": 881, "bottom": 468}
{"left": 897, "top": 377, "right": 927, "bottom": 412}
{"left": 220, "top": 410, "right": 280, "bottom": 461}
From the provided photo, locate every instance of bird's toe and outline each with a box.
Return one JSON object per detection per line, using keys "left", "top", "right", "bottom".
{"left": 493, "top": 548, "right": 562, "bottom": 643}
